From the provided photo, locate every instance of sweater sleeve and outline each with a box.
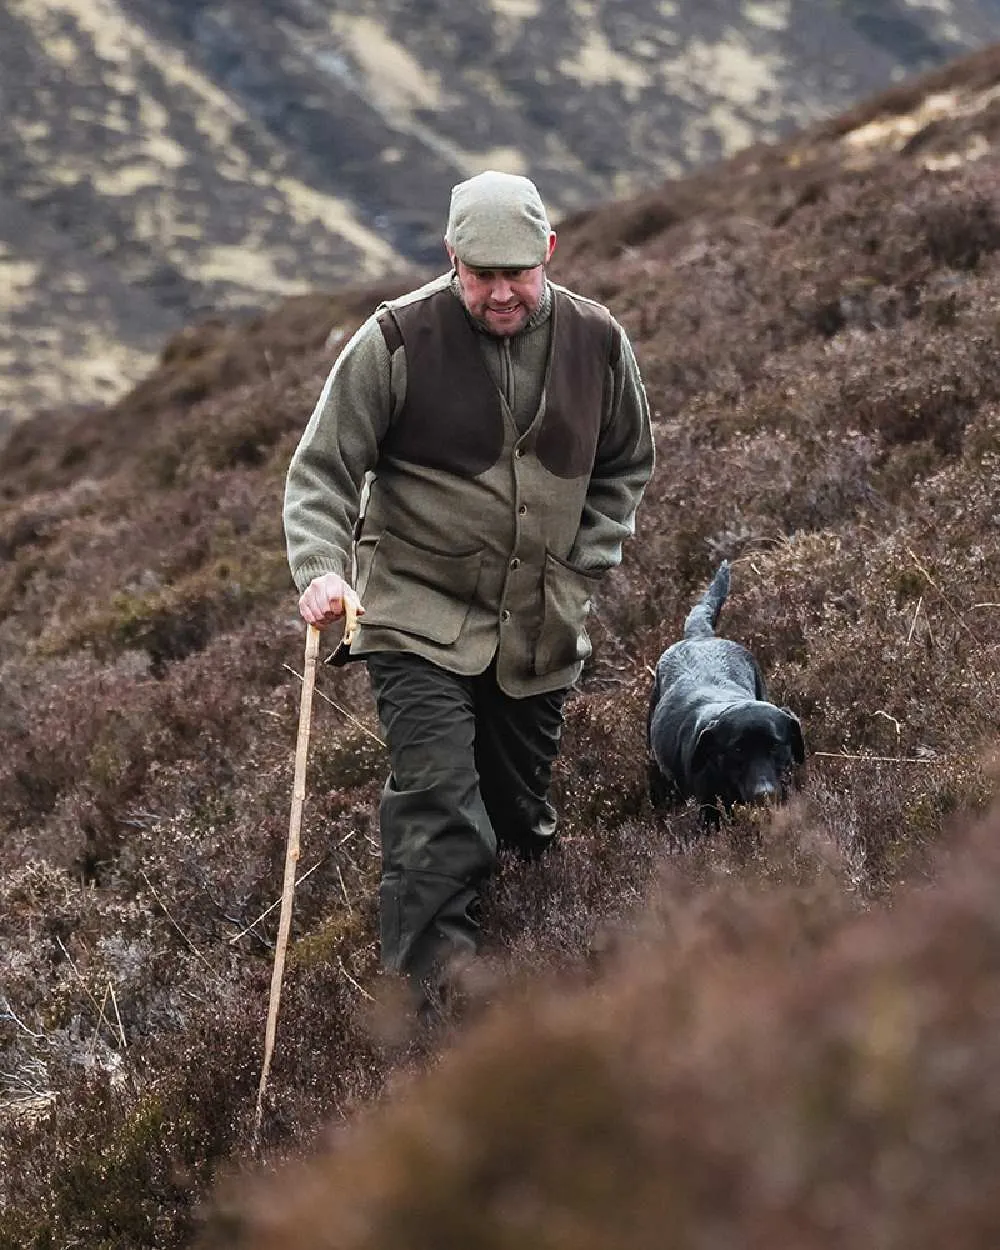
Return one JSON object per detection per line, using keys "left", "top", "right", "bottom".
{"left": 283, "top": 315, "right": 395, "bottom": 593}
{"left": 567, "top": 319, "right": 654, "bottom": 572}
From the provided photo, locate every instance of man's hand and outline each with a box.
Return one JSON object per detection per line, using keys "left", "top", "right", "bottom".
{"left": 298, "top": 573, "right": 366, "bottom": 629}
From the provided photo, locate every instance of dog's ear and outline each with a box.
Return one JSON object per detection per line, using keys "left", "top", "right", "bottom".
{"left": 781, "top": 708, "right": 805, "bottom": 764}
{"left": 691, "top": 720, "right": 720, "bottom": 775}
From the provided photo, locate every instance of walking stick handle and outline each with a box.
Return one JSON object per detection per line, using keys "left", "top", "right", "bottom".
{"left": 252, "top": 622, "right": 320, "bottom": 1150}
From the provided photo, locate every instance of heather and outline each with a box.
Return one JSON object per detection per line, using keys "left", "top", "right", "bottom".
{"left": 2, "top": 49, "right": 1000, "bottom": 1249}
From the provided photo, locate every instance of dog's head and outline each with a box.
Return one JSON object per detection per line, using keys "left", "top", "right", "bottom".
{"left": 689, "top": 702, "right": 805, "bottom": 813}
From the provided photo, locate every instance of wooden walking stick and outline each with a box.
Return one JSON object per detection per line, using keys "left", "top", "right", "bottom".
{"left": 252, "top": 599, "right": 359, "bottom": 1150}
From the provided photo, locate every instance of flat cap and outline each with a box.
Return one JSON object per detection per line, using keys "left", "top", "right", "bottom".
{"left": 445, "top": 170, "right": 552, "bottom": 268}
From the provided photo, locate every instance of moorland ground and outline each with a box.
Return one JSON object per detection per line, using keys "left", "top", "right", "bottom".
{"left": 1, "top": 45, "right": 1000, "bottom": 1250}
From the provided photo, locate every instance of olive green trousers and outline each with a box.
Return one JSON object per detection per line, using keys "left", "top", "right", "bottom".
{"left": 366, "top": 651, "right": 567, "bottom": 986}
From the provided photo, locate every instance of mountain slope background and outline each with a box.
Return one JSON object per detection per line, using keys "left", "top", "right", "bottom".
{"left": 1, "top": 42, "right": 1000, "bottom": 1249}
{"left": 3, "top": 0, "right": 1000, "bottom": 421}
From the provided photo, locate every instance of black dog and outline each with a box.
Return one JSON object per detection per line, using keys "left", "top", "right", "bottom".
{"left": 647, "top": 561, "right": 804, "bottom": 821}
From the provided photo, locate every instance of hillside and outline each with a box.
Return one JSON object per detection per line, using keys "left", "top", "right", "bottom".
{"left": 4, "top": 0, "right": 1000, "bottom": 420}
{"left": 2, "top": 46, "right": 1000, "bottom": 1249}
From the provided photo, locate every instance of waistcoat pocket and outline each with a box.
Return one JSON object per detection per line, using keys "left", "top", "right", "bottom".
{"left": 357, "top": 528, "right": 483, "bottom": 645}
{"left": 534, "top": 550, "right": 602, "bottom": 676}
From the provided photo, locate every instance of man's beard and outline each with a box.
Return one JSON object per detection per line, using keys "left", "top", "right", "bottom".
{"left": 451, "top": 271, "right": 547, "bottom": 337}
{"left": 474, "top": 304, "right": 529, "bottom": 336}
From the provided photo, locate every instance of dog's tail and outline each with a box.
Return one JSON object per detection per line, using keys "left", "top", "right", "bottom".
{"left": 683, "top": 560, "right": 730, "bottom": 639}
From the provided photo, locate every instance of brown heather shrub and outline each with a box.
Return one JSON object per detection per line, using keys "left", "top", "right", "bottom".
{"left": 4, "top": 53, "right": 1000, "bottom": 1248}
{"left": 200, "top": 804, "right": 1000, "bottom": 1250}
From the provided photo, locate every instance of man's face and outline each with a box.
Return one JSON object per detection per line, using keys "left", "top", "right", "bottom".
{"left": 447, "top": 234, "right": 557, "bottom": 337}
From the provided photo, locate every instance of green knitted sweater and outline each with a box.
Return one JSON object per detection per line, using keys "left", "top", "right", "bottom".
{"left": 283, "top": 273, "right": 653, "bottom": 696}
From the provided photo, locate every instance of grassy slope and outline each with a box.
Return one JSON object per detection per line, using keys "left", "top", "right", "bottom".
{"left": 1, "top": 46, "right": 1000, "bottom": 1250}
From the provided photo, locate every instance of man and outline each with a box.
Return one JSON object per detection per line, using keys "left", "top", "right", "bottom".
{"left": 284, "top": 169, "right": 653, "bottom": 1008}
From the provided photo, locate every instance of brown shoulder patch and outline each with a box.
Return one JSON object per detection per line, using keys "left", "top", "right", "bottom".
{"left": 376, "top": 309, "right": 403, "bottom": 355}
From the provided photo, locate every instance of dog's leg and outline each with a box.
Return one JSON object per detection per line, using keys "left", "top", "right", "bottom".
{"left": 648, "top": 758, "right": 675, "bottom": 810}
{"left": 699, "top": 799, "right": 724, "bottom": 831}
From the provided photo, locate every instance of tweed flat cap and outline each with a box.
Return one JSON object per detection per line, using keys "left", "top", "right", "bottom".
{"left": 445, "top": 170, "right": 552, "bottom": 268}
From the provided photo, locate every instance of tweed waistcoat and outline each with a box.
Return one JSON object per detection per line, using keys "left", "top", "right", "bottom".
{"left": 350, "top": 284, "right": 620, "bottom": 696}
